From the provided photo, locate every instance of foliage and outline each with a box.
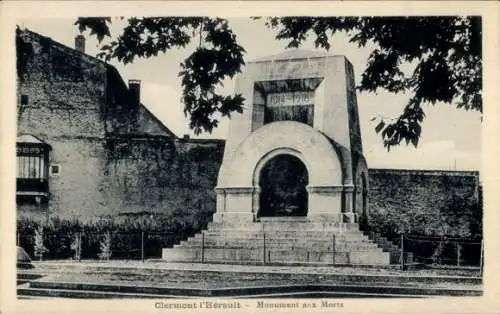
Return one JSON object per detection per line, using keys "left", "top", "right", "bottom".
{"left": 98, "top": 231, "right": 112, "bottom": 261}
{"left": 367, "top": 188, "right": 482, "bottom": 266}
{"left": 17, "top": 214, "right": 202, "bottom": 260}
{"left": 73, "top": 16, "right": 481, "bottom": 148}
{"left": 75, "top": 17, "right": 245, "bottom": 135}
{"left": 70, "top": 232, "right": 82, "bottom": 261}
{"left": 263, "top": 16, "right": 482, "bottom": 149}
{"left": 33, "top": 226, "right": 48, "bottom": 260}
{"left": 367, "top": 192, "right": 482, "bottom": 240}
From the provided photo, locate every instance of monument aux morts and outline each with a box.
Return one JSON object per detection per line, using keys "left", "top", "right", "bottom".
{"left": 162, "top": 50, "right": 391, "bottom": 265}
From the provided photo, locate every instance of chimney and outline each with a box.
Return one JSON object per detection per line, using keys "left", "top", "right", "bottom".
{"left": 75, "top": 35, "right": 85, "bottom": 53}
{"left": 128, "top": 79, "right": 141, "bottom": 107}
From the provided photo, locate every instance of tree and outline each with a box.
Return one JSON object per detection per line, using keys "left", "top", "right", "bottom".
{"left": 98, "top": 231, "right": 112, "bottom": 261}
{"left": 33, "top": 225, "right": 48, "bottom": 261}
{"left": 74, "top": 16, "right": 481, "bottom": 148}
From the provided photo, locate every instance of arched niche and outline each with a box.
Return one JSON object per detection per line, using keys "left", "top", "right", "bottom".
{"left": 215, "top": 121, "right": 352, "bottom": 223}
{"left": 256, "top": 152, "right": 309, "bottom": 218}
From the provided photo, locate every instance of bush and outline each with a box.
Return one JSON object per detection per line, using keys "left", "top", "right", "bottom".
{"left": 16, "top": 212, "right": 212, "bottom": 260}
{"left": 33, "top": 226, "right": 48, "bottom": 261}
{"left": 70, "top": 232, "right": 82, "bottom": 261}
{"left": 98, "top": 232, "right": 112, "bottom": 261}
{"left": 367, "top": 194, "right": 482, "bottom": 240}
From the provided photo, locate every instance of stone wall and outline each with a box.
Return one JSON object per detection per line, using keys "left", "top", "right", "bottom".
{"left": 368, "top": 169, "right": 480, "bottom": 212}
{"left": 102, "top": 137, "right": 225, "bottom": 223}
{"left": 17, "top": 30, "right": 108, "bottom": 139}
{"left": 17, "top": 136, "right": 225, "bottom": 222}
{"left": 367, "top": 169, "right": 481, "bottom": 237}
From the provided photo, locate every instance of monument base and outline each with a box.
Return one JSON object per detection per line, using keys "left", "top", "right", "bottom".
{"left": 162, "top": 218, "right": 390, "bottom": 265}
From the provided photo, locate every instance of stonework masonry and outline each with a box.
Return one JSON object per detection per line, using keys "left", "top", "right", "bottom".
{"left": 367, "top": 169, "right": 480, "bottom": 220}
{"left": 16, "top": 29, "right": 178, "bottom": 221}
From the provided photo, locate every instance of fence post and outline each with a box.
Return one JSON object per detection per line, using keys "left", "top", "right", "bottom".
{"left": 456, "top": 242, "right": 461, "bottom": 267}
{"left": 141, "top": 231, "right": 145, "bottom": 263}
{"left": 40, "top": 230, "right": 44, "bottom": 261}
{"left": 16, "top": 231, "right": 20, "bottom": 246}
{"left": 263, "top": 232, "right": 266, "bottom": 264}
{"left": 400, "top": 232, "right": 405, "bottom": 270}
{"left": 479, "top": 239, "right": 484, "bottom": 276}
{"left": 78, "top": 231, "right": 82, "bottom": 262}
{"left": 332, "top": 234, "right": 336, "bottom": 265}
{"left": 201, "top": 231, "right": 205, "bottom": 264}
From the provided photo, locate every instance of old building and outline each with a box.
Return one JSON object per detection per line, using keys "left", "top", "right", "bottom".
{"left": 16, "top": 28, "right": 185, "bottom": 220}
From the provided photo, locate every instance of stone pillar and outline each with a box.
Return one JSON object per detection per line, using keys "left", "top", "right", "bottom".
{"left": 213, "top": 188, "right": 226, "bottom": 223}
{"left": 306, "top": 185, "right": 344, "bottom": 222}
{"left": 213, "top": 187, "right": 255, "bottom": 225}
{"left": 251, "top": 186, "right": 261, "bottom": 221}
{"left": 342, "top": 184, "right": 357, "bottom": 223}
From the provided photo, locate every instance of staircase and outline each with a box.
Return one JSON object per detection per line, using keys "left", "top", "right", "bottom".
{"left": 365, "top": 232, "right": 414, "bottom": 265}
{"left": 162, "top": 217, "right": 391, "bottom": 265}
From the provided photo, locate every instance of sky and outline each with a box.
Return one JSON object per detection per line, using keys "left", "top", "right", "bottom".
{"left": 19, "top": 17, "right": 482, "bottom": 171}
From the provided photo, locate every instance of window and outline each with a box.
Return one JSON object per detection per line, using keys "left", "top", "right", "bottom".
{"left": 16, "top": 135, "right": 51, "bottom": 200}
{"left": 49, "top": 164, "right": 60, "bottom": 176}
{"left": 17, "top": 147, "right": 45, "bottom": 178}
{"left": 21, "top": 94, "right": 28, "bottom": 106}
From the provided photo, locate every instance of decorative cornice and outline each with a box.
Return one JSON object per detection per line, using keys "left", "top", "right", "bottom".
{"left": 215, "top": 187, "right": 257, "bottom": 194}
{"left": 343, "top": 184, "right": 355, "bottom": 192}
{"left": 306, "top": 185, "right": 352, "bottom": 193}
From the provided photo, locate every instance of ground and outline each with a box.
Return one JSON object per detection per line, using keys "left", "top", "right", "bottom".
{"left": 20, "top": 260, "right": 481, "bottom": 291}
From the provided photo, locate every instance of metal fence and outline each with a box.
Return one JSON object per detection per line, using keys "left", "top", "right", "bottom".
{"left": 17, "top": 230, "right": 185, "bottom": 262}
{"left": 17, "top": 229, "right": 484, "bottom": 271}
{"left": 403, "top": 235, "right": 483, "bottom": 267}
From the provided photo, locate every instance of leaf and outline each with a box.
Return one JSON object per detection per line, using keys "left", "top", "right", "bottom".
{"left": 263, "top": 16, "right": 481, "bottom": 147}
{"left": 375, "top": 120, "right": 386, "bottom": 133}
{"left": 74, "top": 16, "right": 481, "bottom": 142}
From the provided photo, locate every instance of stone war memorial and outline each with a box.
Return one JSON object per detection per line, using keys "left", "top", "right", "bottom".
{"left": 162, "top": 50, "right": 391, "bottom": 265}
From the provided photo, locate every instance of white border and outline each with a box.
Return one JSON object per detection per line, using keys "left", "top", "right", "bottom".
{"left": 1, "top": 2, "right": 499, "bottom": 314}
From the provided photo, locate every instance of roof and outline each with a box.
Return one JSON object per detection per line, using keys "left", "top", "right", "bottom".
{"left": 138, "top": 104, "right": 177, "bottom": 138}
{"left": 16, "top": 134, "right": 46, "bottom": 144}
{"left": 20, "top": 28, "right": 107, "bottom": 67}
{"left": 250, "top": 49, "right": 340, "bottom": 63}
{"left": 21, "top": 28, "right": 176, "bottom": 138}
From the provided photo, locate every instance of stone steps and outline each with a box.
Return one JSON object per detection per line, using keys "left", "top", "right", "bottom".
{"left": 176, "top": 241, "right": 379, "bottom": 251}
{"left": 17, "top": 272, "right": 44, "bottom": 286}
{"left": 17, "top": 286, "right": 172, "bottom": 299}
{"left": 16, "top": 278, "right": 483, "bottom": 299}
{"left": 192, "top": 237, "right": 370, "bottom": 246}
{"left": 163, "top": 247, "right": 390, "bottom": 265}
{"left": 163, "top": 220, "right": 391, "bottom": 265}
{"left": 196, "top": 230, "right": 369, "bottom": 240}
{"left": 198, "top": 237, "right": 371, "bottom": 244}
{"left": 208, "top": 222, "right": 360, "bottom": 231}
{"left": 181, "top": 237, "right": 378, "bottom": 247}
{"left": 192, "top": 233, "right": 372, "bottom": 243}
